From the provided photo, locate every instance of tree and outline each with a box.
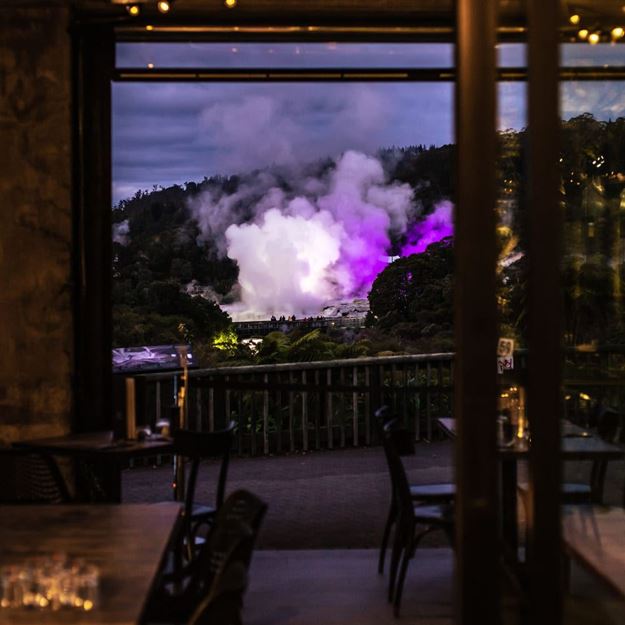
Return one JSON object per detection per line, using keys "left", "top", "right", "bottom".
{"left": 368, "top": 237, "right": 453, "bottom": 340}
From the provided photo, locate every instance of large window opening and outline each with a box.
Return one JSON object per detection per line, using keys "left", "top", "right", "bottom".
{"left": 111, "top": 43, "right": 457, "bottom": 378}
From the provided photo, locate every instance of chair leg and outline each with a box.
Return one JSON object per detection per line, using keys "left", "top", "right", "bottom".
{"left": 393, "top": 539, "right": 413, "bottom": 618}
{"left": 393, "top": 528, "right": 434, "bottom": 617}
{"left": 378, "top": 501, "right": 395, "bottom": 575}
{"left": 388, "top": 528, "right": 403, "bottom": 602}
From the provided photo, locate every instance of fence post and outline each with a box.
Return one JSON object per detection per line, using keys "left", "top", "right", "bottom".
{"left": 326, "top": 368, "right": 333, "bottom": 449}
{"left": 301, "top": 369, "right": 309, "bottom": 451}
{"left": 288, "top": 371, "right": 295, "bottom": 452}
{"left": 352, "top": 366, "right": 359, "bottom": 447}
{"left": 263, "top": 373, "right": 269, "bottom": 455}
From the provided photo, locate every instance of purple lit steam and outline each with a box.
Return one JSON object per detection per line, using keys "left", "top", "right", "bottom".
{"left": 400, "top": 201, "right": 454, "bottom": 256}
{"left": 189, "top": 151, "right": 454, "bottom": 319}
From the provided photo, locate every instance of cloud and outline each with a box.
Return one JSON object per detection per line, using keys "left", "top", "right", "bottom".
{"left": 112, "top": 80, "right": 454, "bottom": 204}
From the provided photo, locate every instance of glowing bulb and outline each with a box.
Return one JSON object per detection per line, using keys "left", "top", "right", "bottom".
{"left": 126, "top": 4, "right": 140, "bottom": 15}
{"left": 588, "top": 32, "right": 600, "bottom": 44}
{"left": 145, "top": 24, "right": 154, "bottom": 31}
{"left": 225, "top": 0, "right": 237, "bottom": 7}
{"left": 612, "top": 26, "right": 625, "bottom": 39}
{"left": 147, "top": 63, "right": 154, "bottom": 69}
{"left": 157, "top": 0, "right": 170, "bottom": 12}
{"left": 578, "top": 28, "right": 589, "bottom": 39}
{"left": 569, "top": 14, "right": 580, "bottom": 25}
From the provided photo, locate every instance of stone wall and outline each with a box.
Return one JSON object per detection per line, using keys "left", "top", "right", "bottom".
{"left": 0, "top": 5, "right": 73, "bottom": 442}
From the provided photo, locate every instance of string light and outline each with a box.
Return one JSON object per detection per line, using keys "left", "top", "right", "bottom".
{"left": 612, "top": 26, "right": 625, "bottom": 39}
{"left": 157, "top": 0, "right": 170, "bottom": 12}
{"left": 578, "top": 28, "right": 589, "bottom": 39}
{"left": 569, "top": 14, "right": 581, "bottom": 25}
{"left": 126, "top": 3, "right": 140, "bottom": 15}
{"left": 225, "top": 0, "right": 237, "bottom": 7}
{"left": 145, "top": 24, "right": 154, "bottom": 31}
{"left": 588, "top": 32, "right": 601, "bottom": 44}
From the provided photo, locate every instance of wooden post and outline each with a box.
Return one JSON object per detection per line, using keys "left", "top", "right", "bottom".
{"left": 455, "top": 0, "right": 500, "bottom": 623}
{"left": 352, "top": 367, "right": 359, "bottom": 446}
{"left": 326, "top": 369, "right": 333, "bottom": 449}
{"left": 288, "top": 371, "right": 295, "bottom": 452}
{"left": 263, "top": 373, "right": 269, "bottom": 455}
{"left": 527, "top": 0, "right": 563, "bottom": 621}
{"left": 301, "top": 370, "right": 309, "bottom": 451}
{"left": 125, "top": 377, "right": 136, "bottom": 440}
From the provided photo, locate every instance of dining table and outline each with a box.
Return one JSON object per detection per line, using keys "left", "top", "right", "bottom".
{"left": 14, "top": 432, "right": 174, "bottom": 503}
{"left": 0, "top": 502, "right": 182, "bottom": 625}
{"left": 436, "top": 417, "right": 625, "bottom": 563}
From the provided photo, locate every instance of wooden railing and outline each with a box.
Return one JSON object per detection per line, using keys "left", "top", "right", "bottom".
{"left": 115, "top": 347, "right": 625, "bottom": 456}
{"left": 117, "top": 353, "right": 455, "bottom": 455}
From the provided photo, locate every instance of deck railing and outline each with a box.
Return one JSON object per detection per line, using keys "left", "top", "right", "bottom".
{"left": 117, "top": 353, "right": 455, "bottom": 455}
{"left": 115, "top": 347, "right": 625, "bottom": 456}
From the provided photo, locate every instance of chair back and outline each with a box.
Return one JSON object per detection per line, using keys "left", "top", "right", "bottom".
{"left": 0, "top": 448, "right": 70, "bottom": 504}
{"left": 381, "top": 420, "right": 414, "bottom": 517}
{"left": 173, "top": 421, "right": 236, "bottom": 519}
{"left": 188, "top": 490, "right": 267, "bottom": 610}
{"left": 595, "top": 407, "right": 623, "bottom": 444}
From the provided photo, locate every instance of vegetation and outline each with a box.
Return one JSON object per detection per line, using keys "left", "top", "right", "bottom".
{"left": 113, "top": 114, "right": 625, "bottom": 366}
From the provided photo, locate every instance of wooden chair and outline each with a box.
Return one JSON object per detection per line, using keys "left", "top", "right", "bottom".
{"left": 145, "top": 489, "right": 267, "bottom": 625}
{"left": 0, "top": 447, "right": 71, "bottom": 504}
{"left": 381, "top": 420, "right": 454, "bottom": 617}
{"left": 375, "top": 407, "right": 455, "bottom": 575}
{"left": 173, "top": 421, "right": 236, "bottom": 557}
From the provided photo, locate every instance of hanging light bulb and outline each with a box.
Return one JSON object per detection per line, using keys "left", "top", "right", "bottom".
{"left": 578, "top": 28, "right": 589, "bottom": 39}
{"left": 157, "top": 0, "right": 171, "bottom": 13}
{"left": 612, "top": 26, "right": 625, "bottom": 39}
{"left": 569, "top": 14, "right": 581, "bottom": 25}
{"left": 126, "top": 3, "right": 140, "bottom": 15}
{"left": 588, "top": 32, "right": 601, "bottom": 44}
{"left": 225, "top": 0, "right": 237, "bottom": 7}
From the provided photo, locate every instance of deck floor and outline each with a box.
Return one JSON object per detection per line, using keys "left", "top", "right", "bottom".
{"left": 243, "top": 549, "right": 454, "bottom": 625}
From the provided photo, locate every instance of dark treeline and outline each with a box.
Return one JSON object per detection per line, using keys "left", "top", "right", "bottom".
{"left": 113, "top": 114, "right": 625, "bottom": 365}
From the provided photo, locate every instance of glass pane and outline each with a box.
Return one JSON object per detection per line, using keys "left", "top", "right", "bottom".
{"left": 497, "top": 43, "right": 526, "bottom": 68}
{"left": 560, "top": 47, "right": 625, "bottom": 625}
{"left": 116, "top": 42, "right": 454, "bottom": 69}
{"left": 562, "top": 42, "right": 625, "bottom": 67}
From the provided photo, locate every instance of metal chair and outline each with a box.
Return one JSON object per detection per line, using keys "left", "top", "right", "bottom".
{"left": 173, "top": 421, "right": 236, "bottom": 558}
{"left": 381, "top": 420, "right": 454, "bottom": 617}
{"left": 0, "top": 447, "right": 71, "bottom": 504}
{"left": 375, "top": 407, "right": 455, "bottom": 575}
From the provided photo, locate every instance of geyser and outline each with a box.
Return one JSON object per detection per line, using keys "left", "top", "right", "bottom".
{"left": 189, "top": 150, "right": 454, "bottom": 318}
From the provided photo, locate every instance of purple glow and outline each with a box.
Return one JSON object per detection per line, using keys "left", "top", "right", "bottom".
{"left": 400, "top": 201, "right": 454, "bottom": 256}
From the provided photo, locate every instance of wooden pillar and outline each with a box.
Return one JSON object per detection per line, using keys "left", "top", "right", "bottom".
{"left": 454, "top": 0, "right": 500, "bottom": 623}
{"left": 72, "top": 21, "right": 114, "bottom": 432}
{"left": 526, "top": 0, "right": 563, "bottom": 622}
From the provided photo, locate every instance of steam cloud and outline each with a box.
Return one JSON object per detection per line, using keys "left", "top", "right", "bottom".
{"left": 189, "top": 151, "right": 454, "bottom": 318}
{"left": 400, "top": 201, "right": 453, "bottom": 256}
{"left": 113, "top": 219, "right": 130, "bottom": 246}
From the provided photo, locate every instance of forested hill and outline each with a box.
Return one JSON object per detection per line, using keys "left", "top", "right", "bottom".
{"left": 112, "top": 114, "right": 625, "bottom": 360}
{"left": 111, "top": 143, "right": 454, "bottom": 349}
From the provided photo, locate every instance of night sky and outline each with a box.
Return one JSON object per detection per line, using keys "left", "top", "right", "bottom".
{"left": 112, "top": 42, "right": 625, "bottom": 204}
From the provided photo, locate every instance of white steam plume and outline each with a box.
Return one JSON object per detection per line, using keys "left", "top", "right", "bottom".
{"left": 190, "top": 150, "right": 418, "bottom": 318}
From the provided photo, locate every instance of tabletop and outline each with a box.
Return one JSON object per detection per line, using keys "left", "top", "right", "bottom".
{"left": 14, "top": 431, "right": 174, "bottom": 460}
{"left": 437, "top": 418, "right": 625, "bottom": 460}
{"left": 563, "top": 505, "right": 625, "bottom": 598}
{"left": 0, "top": 503, "right": 182, "bottom": 625}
